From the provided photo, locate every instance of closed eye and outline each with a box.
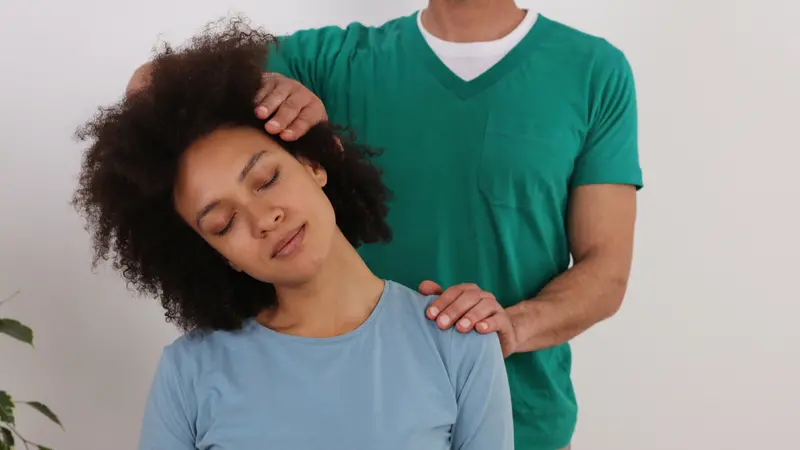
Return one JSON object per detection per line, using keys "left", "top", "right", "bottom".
{"left": 214, "top": 170, "right": 279, "bottom": 237}
{"left": 214, "top": 213, "right": 237, "bottom": 237}
{"left": 258, "top": 170, "right": 280, "bottom": 191}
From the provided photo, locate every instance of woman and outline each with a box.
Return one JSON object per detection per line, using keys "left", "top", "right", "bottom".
{"left": 73, "top": 18, "right": 513, "bottom": 450}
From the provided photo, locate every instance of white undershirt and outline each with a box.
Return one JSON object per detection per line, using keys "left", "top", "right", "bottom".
{"left": 417, "top": 9, "right": 538, "bottom": 81}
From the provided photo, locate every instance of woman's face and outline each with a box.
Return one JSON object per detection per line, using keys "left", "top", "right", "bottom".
{"left": 173, "top": 126, "right": 337, "bottom": 286}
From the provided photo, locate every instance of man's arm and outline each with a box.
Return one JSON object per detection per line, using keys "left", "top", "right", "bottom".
{"left": 422, "top": 43, "right": 642, "bottom": 356}
{"left": 264, "top": 26, "right": 352, "bottom": 100}
{"left": 506, "top": 183, "right": 636, "bottom": 352}
{"left": 505, "top": 44, "right": 641, "bottom": 352}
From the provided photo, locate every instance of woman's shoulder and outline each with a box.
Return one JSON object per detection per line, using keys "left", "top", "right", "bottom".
{"left": 381, "top": 280, "right": 502, "bottom": 366}
{"left": 382, "top": 279, "right": 438, "bottom": 313}
{"left": 381, "top": 279, "right": 443, "bottom": 337}
{"left": 159, "top": 323, "right": 260, "bottom": 374}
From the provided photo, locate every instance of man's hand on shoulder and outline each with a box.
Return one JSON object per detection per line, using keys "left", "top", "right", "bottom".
{"left": 254, "top": 72, "right": 327, "bottom": 141}
{"left": 419, "top": 281, "right": 518, "bottom": 358}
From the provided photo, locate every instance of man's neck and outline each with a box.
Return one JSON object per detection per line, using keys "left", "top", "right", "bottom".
{"left": 260, "top": 232, "right": 384, "bottom": 338}
{"left": 423, "top": 0, "right": 526, "bottom": 42}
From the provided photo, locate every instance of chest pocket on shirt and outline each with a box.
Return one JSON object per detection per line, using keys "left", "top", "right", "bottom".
{"left": 478, "top": 112, "right": 576, "bottom": 210}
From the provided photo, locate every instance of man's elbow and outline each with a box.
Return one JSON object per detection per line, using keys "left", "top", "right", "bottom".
{"left": 601, "top": 272, "right": 629, "bottom": 319}
{"left": 579, "top": 250, "right": 631, "bottom": 320}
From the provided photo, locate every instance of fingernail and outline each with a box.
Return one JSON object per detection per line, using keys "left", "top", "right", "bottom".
{"left": 256, "top": 106, "right": 268, "bottom": 116}
{"left": 438, "top": 314, "right": 450, "bottom": 326}
{"left": 282, "top": 129, "right": 293, "bottom": 137}
{"left": 458, "top": 318, "right": 471, "bottom": 329}
{"left": 429, "top": 307, "right": 439, "bottom": 317}
{"left": 478, "top": 322, "right": 489, "bottom": 331}
{"left": 267, "top": 119, "right": 280, "bottom": 128}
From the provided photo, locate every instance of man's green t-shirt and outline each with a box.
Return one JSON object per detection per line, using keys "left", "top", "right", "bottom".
{"left": 267, "top": 12, "right": 642, "bottom": 449}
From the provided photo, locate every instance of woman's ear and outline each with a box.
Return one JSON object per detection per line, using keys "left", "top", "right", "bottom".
{"left": 334, "top": 136, "right": 344, "bottom": 153}
{"left": 298, "top": 157, "right": 328, "bottom": 187}
{"left": 310, "top": 163, "right": 328, "bottom": 187}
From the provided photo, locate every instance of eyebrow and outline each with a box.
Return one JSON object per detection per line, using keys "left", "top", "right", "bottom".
{"left": 195, "top": 150, "right": 268, "bottom": 228}
{"left": 195, "top": 200, "right": 221, "bottom": 228}
{"left": 239, "top": 150, "right": 267, "bottom": 181}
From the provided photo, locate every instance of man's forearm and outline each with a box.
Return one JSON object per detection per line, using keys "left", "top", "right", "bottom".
{"left": 506, "top": 252, "right": 630, "bottom": 353}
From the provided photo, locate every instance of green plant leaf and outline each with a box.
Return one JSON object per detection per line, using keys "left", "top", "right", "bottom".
{"left": 0, "top": 318, "right": 33, "bottom": 345}
{"left": 37, "top": 446, "right": 52, "bottom": 450}
{"left": 22, "top": 402, "right": 62, "bottom": 429}
{"left": 0, "top": 391, "right": 13, "bottom": 426}
{"left": 0, "top": 425, "right": 14, "bottom": 449}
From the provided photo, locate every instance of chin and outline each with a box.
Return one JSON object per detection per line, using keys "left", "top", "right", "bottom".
{"left": 251, "top": 252, "right": 329, "bottom": 287}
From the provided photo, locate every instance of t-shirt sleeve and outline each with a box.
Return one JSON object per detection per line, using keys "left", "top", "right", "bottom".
{"left": 264, "top": 25, "right": 358, "bottom": 104}
{"left": 571, "top": 43, "right": 643, "bottom": 189}
{"left": 449, "top": 331, "right": 514, "bottom": 450}
{"left": 138, "top": 348, "right": 196, "bottom": 450}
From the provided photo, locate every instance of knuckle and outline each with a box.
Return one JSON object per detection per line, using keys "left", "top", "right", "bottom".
{"left": 263, "top": 92, "right": 286, "bottom": 108}
{"left": 258, "top": 74, "right": 279, "bottom": 90}
{"left": 481, "top": 299, "right": 499, "bottom": 313}
{"left": 451, "top": 298, "right": 476, "bottom": 315}
{"left": 475, "top": 305, "right": 497, "bottom": 319}
{"left": 271, "top": 83, "right": 292, "bottom": 98}
{"left": 309, "top": 94, "right": 324, "bottom": 107}
{"left": 281, "top": 95, "right": 303, "bottom": 112}
{"left": 261, "top": 71, "right": 281, "bottom": 80}
{"left": 302, "top": 105, "right": 327, "bottom": 122}
{"left": 290, "top": 119, "right": 311, "bottom": 132}
{"left": 273, "top": 109, "right": 297, "bottom": 124}
{"left": 437, "top": 297, "right": 456, "bottom": 309}
{"left": 431, "top": 296, "right": 450, "bottom": 309}
{"left": 439, "top": 290, "right": 458, "bottom": 301}
{"left": 480, "top": 290, "right": 498, "bottom": 303}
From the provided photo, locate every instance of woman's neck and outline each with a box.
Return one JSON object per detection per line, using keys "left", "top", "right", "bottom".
{"left": 258, "top": 232, "right": 385, "bottom": 338}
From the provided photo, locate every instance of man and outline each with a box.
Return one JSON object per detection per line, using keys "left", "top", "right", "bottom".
{"left": 130, "top": 1, "right": 642, "bottom": 448}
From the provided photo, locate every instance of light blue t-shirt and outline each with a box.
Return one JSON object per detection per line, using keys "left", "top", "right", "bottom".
{"left": 139, "top": 280, "right": 514, "bottom": 450}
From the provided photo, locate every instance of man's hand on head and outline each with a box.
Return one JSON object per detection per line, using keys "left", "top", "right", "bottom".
{"left": 419, "top": 281, "right": 519, "bottom": 358}
{"left": 254, "top": 72, "right": 328, "bottom": 141}
{"left": 125, "top": 64, "right": 327, "bottom": 142}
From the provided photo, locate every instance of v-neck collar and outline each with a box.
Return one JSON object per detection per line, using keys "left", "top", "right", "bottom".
{"left": 402, "top": 11, "right": 548, "bottom": 100}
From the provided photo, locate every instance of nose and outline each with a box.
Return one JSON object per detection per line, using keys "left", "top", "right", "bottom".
{"left": 249, "top": 203, "right": 284, "bottom": 239}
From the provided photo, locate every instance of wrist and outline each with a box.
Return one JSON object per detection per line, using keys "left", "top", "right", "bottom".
{"left": 506, "top": 300, "right": 536, "bottom": 348}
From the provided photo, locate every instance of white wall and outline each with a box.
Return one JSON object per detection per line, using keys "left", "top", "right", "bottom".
{"left": 1, "top": 1, "right": 797, "bottom": 449}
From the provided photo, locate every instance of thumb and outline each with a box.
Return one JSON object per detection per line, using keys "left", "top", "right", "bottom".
{"left": 418, "top": 280, "right": 443, "bottom": 296}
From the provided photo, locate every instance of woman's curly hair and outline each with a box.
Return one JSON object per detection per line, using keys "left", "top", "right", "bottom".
{"left": 72, "top": 17, "right": 392, "bottom": 333}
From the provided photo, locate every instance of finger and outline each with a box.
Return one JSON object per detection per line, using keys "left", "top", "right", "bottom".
{"left": 455, "top": 295, "right": 501, "bottom": 333}
{"left": 265, "top": 92, "right": 307, "bottom": 135}
{"left": 279, "top": 119, "right": 309, "bottom": 141}
{"left": 426, "top": 283, "right": 477, "bottom": 320}
{"left": 475, "top": 311, "right": 509, "bottom": 334}
{"left": 419, "top": 280, "right": 443, "bottom": 296}
{"left": 436, "top": 287, "right": 484, "bottom": 330}
{"left": 253, "top": 74, "right": 281, "bottom": 118}
{"left": 259, "top": 86, "right": 294, "bottom": 131}
{"left": 281, "top": 104, "right": 327, "bottom": 141}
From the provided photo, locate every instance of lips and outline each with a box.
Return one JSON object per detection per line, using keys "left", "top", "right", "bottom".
{"left": 271, "top": 224, "right": 305, "bottom": 258}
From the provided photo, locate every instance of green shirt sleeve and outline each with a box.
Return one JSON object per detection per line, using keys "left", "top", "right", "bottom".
{"left": 264, "top": 25, "right": 357, "bottom": 105}
{"left": 571, "top": 44, "right": 643, "bottom": 189}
